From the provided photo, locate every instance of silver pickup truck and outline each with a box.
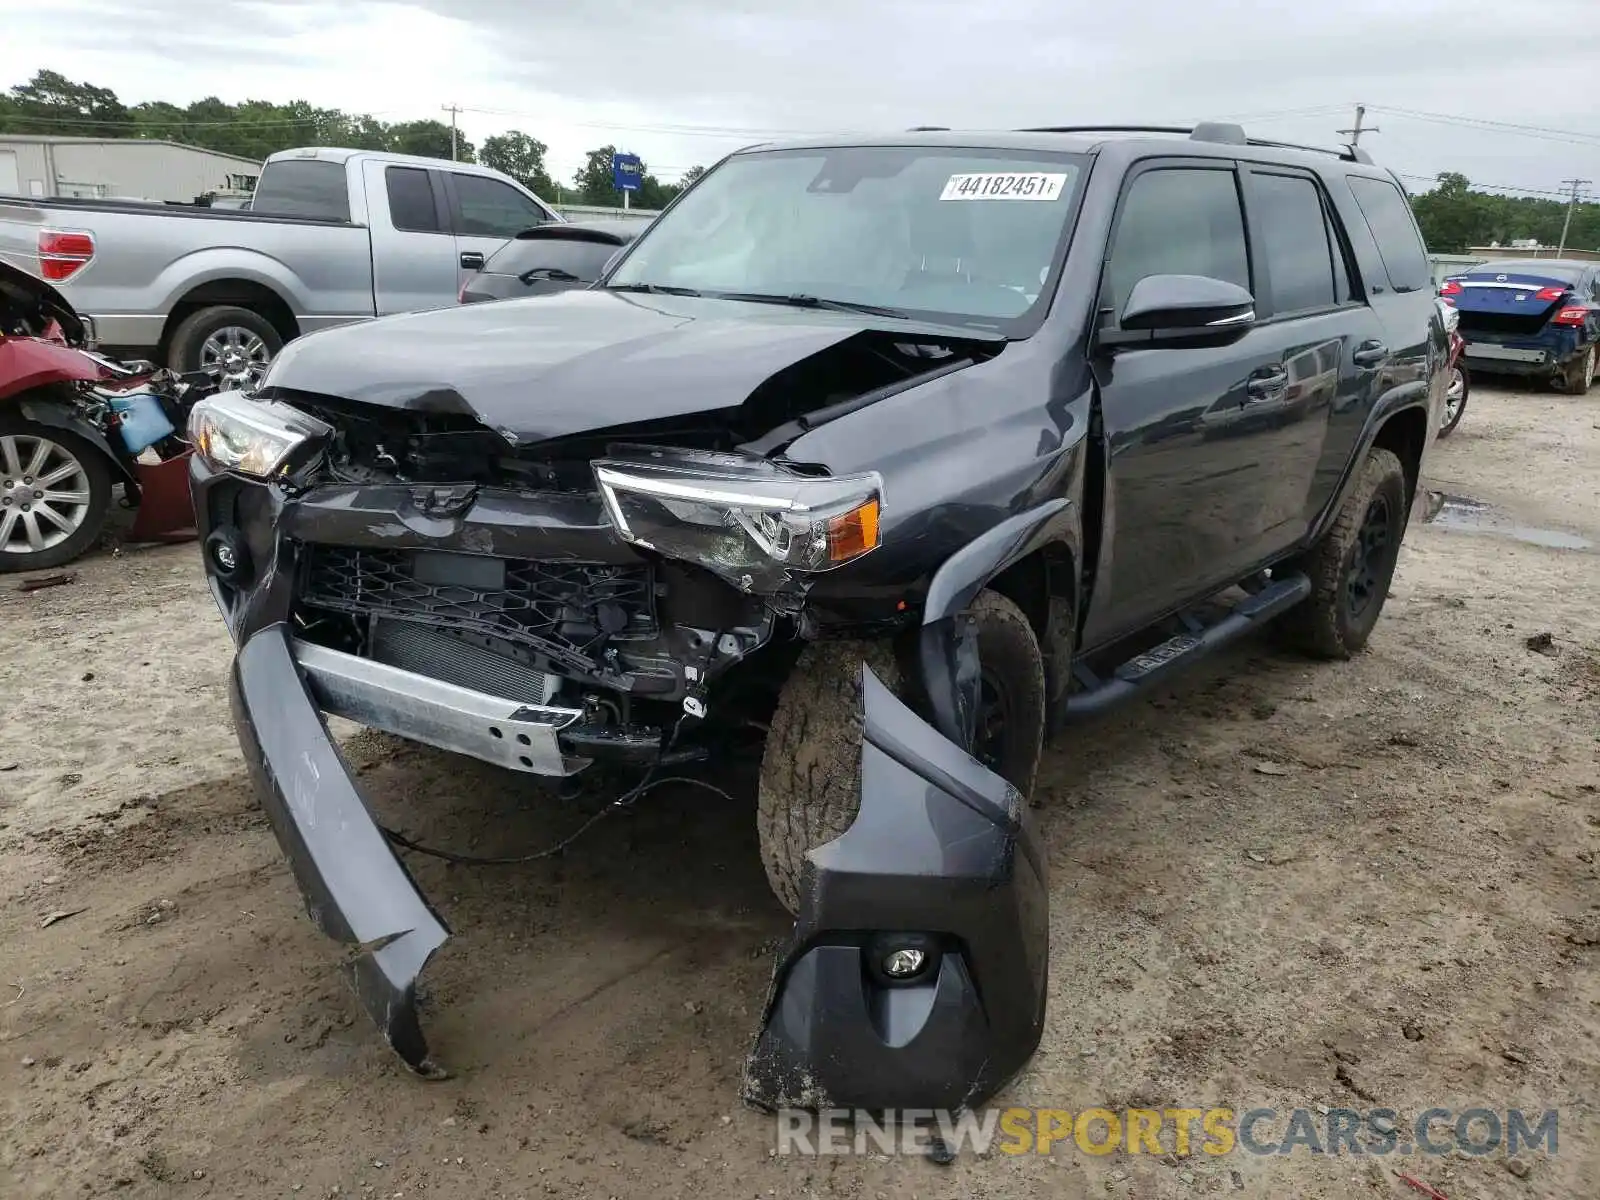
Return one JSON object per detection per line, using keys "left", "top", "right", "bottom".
{"left": 0, "top": 147, "right": 562, "bottom": 387}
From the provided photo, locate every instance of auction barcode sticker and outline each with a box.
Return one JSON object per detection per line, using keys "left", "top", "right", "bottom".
{"left": 940, "top": 172, "right": 1068, "bottom": 201}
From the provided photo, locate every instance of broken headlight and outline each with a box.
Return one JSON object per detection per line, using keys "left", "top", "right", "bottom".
{"left": 594, "top": 451, "right": 882, "bottom": 592}
{"left": 188, "top": 392, "right": 331, "bottom": 479}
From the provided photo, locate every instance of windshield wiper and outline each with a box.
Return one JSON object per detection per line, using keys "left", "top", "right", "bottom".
{"left": 606, "top": 282, "right": 703, "bottom": 297}
{"left": 712, "top": 292, "right": 909, "bottom": 319}
{"left": 519, "top": 267, "right": 580, "bottom": 283}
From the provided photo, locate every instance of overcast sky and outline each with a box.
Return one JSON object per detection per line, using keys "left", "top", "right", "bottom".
{"left": 3, "top": 0, "right": 1598, "bottom": 198}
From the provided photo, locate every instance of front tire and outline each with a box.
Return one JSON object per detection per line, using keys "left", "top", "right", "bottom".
{"left": 1278, "top": 447, "right": 1408, "bottom": 660}
{"left": 755, "top": 590, "right": 1046, "bottom": 914}
{"left": 0, "top": 415, "right": 113, "bottom": 573}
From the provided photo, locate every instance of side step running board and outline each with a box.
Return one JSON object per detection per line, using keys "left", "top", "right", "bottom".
{"left": 1056, "top": 572, "right": 1311, "bottom": 727}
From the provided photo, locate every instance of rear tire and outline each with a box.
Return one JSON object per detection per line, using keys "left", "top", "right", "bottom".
{"left": 1554, "top": 344, "right": 1595, "bottom": 395}
{"left": 1278, "top": 447, "right": 1408, "bottom": 660}
{"left": 167, "top": 305, "right": 282, "bottom": 390}
{"left": 0, "top": 414, "right": 113, "bottom": 573}
{"left": 1438, "top": 364, "right": 1468, "bottom": 438}
{"left": 755, "top": 590, "right": 1045, "bottom": 914}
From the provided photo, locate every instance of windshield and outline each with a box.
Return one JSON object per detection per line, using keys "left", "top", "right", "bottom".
{"left": 606, "top": 146, "right": 1087, "bottom": 331}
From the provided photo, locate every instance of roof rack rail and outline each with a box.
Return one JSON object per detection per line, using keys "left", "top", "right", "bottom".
{"left": 1020, "top": 122, "right": 1375, "bottom": 165}
{"left": 907, "top": 125, "right": 950, "bottom": 132}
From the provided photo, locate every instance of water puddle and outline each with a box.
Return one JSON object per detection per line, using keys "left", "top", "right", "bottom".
{"left": 1422, "top": 491, "right": 1593, "bottom": 552}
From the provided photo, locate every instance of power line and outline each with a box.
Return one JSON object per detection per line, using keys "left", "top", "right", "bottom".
{"left": 1396, "top": 171, "right": 1593, "bottom": 200}
{"left": 1365, "top": 105, "right": 1600, "bottom": 148}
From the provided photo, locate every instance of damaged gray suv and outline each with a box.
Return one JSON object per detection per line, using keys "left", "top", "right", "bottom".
{"left": 189, "top": 123, "right": 1445, "bottom": 1111}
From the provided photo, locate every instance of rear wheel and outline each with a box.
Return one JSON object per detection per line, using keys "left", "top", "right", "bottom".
{"left": 1554, "top": 344, "right": 1595, "bottom": 395}
{"left": 755, "top": 590, "right": 1045, "bottom": 914}
{"left": 1438, "top": 364, "right": 1468, "bottom": 437}
{"left": 167, "top": 306, "right": 282, "bottom": 391}
{"left": 0, "top": 415, "right": 113, "bottom": 573}
{"left": 1278, "top": 447, "right": 1407, "bottom": 660}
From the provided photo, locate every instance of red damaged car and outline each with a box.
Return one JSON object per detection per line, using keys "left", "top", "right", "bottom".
{"left": 0, "top": 260, "right": 212, "bottom": 571}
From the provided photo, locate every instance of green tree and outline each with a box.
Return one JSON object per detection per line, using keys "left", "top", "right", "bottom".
{"left": 2, "top": 69, "right": 129, "bottom": 136}
{"left": 679, "top": 165, "right": 707, "bottom": 187}
{"left": 480, "top": 130, "right": 555, "bottom": 198}
{"left": 390, "top": 119, "right": 474, "bottom": 162}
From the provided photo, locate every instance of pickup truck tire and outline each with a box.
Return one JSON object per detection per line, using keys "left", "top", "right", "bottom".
{"left": 168, "top": 306, "right": 283, "bottom": 390}
{"left": 1279, "top": 446, "right": 1407, "bottom": 660}
{"left": 0, "top": 414, "right": 113, "bottom": 573}
{"left": 756, "top": 590, "right": 1045, "bottom": 914}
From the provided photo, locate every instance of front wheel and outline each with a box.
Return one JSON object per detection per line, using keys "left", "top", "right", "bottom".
{"left": 1438, "top": 363, "right": 1469, "bottom": 437}
{"left": 0, "top": 415, "right": 113, "bottom": 573}
{"left": 1277, "top": 447, "right": 1408, "bottom": 660}
{"left": 755, "top": 590, "right": 1046, "bottom": 914}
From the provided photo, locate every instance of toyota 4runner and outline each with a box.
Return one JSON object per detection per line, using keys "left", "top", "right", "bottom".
{"left": 188, "top": 122, "right": 1446, "bottom": 1110}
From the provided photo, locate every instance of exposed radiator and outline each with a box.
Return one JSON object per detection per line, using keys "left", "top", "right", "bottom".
{"left": 369, "top": 618, "right": 561, "bottom": 705}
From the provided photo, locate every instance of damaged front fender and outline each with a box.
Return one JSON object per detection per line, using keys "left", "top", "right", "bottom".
{"left": 230, "top": 625, "right": 450, "bottom": 1078}
{"left": 742, "top": 667, "right": 1049, "bottom": 1113}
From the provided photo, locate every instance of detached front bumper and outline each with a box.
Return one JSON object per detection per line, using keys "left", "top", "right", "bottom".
{"left": 230, "top": 624, "right": 452, "bottom": 1077}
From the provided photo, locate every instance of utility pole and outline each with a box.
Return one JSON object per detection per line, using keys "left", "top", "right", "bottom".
{"left": 1337, "top": 104, "right": 1377, "bottom": 148}
{"left": 441, "top": 104, "right": 461, "bottom": 161}
{"left": 1556, "top": 178, "right": 1590, "bottom": 256}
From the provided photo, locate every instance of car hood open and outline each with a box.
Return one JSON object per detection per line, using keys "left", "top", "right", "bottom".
{"left": 0, "top": 259, "right": 87, "bottom": 346}
{"left": 259, "top": 288, "right": 1001, "bottom": 445}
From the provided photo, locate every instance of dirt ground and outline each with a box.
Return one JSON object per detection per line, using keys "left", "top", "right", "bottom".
{"left": 2, "top": 382, "right": 1597, "bottom": 1200}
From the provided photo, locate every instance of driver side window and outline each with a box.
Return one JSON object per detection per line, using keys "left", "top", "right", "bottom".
{"left": 1106, "top": 167, "right": 1250, "bottom": 316}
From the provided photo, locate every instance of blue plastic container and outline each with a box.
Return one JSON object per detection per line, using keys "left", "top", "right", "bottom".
{"left": 109, "top": 391, "right": 175, "bottom": 455}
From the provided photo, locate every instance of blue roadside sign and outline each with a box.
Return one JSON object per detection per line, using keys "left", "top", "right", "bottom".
{"left": 612, "top": 153, "right": 643, "bottom": 192}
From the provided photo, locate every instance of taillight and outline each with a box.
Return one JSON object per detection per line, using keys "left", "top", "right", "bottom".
{"left": 38, "top": 229, "right": 96, "bottom": 281}
{"left": 1551, "top": 306, "right": 1590, "bottom": 326}
{"left": 1534, "top": 286, "right": 1567, "bottom": 302}
{"left": 1439, "top": 279, "right": 1462, "bottom": 296}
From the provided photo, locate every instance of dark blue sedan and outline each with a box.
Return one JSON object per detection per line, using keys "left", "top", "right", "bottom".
{"left": 1441, "top": 258, "right": 1600, "bottom": 392}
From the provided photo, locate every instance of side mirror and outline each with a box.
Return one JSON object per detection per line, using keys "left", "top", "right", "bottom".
{"left": 1120, "top": 273, "right": 1256, "bottom": 333}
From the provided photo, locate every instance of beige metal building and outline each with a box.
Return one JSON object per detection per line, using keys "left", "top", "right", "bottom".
{"left": 0, "top": 136, "right": 261, "bottom": 203}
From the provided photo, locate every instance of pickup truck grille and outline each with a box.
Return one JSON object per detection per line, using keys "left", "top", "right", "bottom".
{"left": 298, "top": 544, "right": 656, "bottom": 665}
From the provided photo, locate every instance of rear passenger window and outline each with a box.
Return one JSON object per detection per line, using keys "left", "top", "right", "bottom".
{"left": 451, "top": 174, "right": 551, "bottom": 239}
{"left": 1347, "top": 177, "right": 1430, "bottom": 293}
{"left": 1252, "top": 173, "right": 1337, "bottom": 313}
{"left": 385, "top": 167, "right": 441, "bottom": 233}
{"left": 251, "top": 160, "right": 350, "bottom": 221}
{"left": 1107, "top": 168, "right": 1250, "bottom": 313}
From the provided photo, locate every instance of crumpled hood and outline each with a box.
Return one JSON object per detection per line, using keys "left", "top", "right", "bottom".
{"left": 260, "top": 288, "right": 995, "bottom": 444}
{"left": 0, "top": 259, "right": 87, "bottom": 345}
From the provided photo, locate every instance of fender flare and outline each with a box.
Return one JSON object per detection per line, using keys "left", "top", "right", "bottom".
{"left": 1306, "top": 394, "right": 1432, "bottom": 547}
{"left": 16, "top": 396, "right": 134, "bottom": 483}
{"left": 916, "top": 498, "right": 1080, "bottom": 748}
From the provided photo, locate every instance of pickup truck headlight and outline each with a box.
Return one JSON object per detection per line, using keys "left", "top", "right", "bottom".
{"left": 594, "top": 454, "right": 883, "bottom": 592}
{"left": 187, "top": 392, "right": 331, "bottom": 479}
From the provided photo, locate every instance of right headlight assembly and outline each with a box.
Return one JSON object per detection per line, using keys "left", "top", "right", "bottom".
{"left": 594, "top": 451, "right": 883, "bottom": 593}
{"left": 187, "top": 391, "right": 331, "bottom": 479}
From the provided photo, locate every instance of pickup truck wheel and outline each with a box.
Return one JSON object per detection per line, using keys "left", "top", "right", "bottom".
{"left": 1279, "top": 447, "right": 1407, "bottom": 660}
{"left": 755, "top": 590, "right": 1045, "bottom": 914}
{"left": 168, "top": 306, "right": 282, "bottom": 391}
{"left": 0, "top": 416, "right": 112, "bottom": 573}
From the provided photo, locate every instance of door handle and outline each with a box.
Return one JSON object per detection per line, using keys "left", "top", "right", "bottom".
{"left": 1245, "top": 365, "right": 1288, "bottom": 401}
{"left": 459, "top": 251, "right": 486, "bottom": 270}
{"left": 1352, "top": 341, "right": 1388, "bottom": 368}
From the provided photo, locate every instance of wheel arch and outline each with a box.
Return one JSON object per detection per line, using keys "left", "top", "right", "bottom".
{"left": 12, "top": 391, "right": 134, "bottom": 483}
{"left": 158, "top": 279, "right": 300, "bottom": 361}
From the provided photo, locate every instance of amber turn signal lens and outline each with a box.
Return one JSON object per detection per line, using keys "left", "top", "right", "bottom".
{"left": 825, "top": 498, "right": 880, "bottom": 563}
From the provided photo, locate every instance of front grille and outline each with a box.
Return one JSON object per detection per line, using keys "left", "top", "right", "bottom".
{"left": 300, "top": 544, "right": 655, "bottom": 667}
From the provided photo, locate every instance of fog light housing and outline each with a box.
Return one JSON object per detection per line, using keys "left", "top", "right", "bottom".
{"left": 882, "top": 948, "right": 927, "bottom": 978}
{"left": 205, "top": 527, "right": 251, "bottom": 583}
